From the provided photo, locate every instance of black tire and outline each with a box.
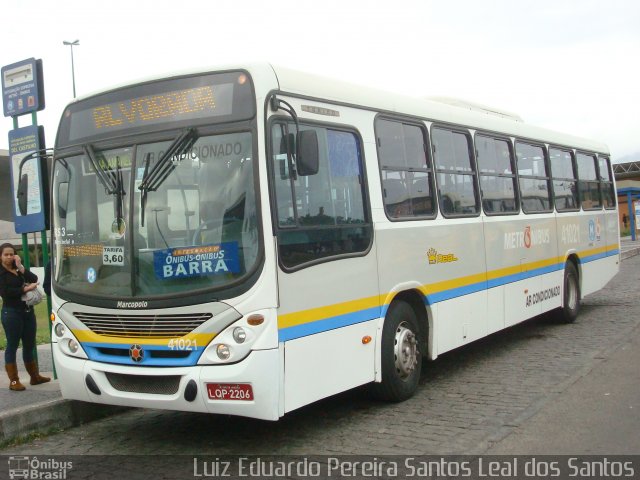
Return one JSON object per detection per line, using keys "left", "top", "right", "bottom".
{"left": 370, "top": 301, "right": 421, "bottom": 402}
{"left": 555, "top": 262, "right": 580, "bottom": 323}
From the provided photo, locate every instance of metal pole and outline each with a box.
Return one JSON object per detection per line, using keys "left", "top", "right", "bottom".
{"left": 628, "top": 193, "right": 635, "bottom": 241}
{"left": 70, "top": 44, "right": 76, "bottom": 98}
{"left": 32, "top": 232, "right": 39, "bottom": 267}
{"left": 12, "top": 116, "right": 31, "bottom": 269}
{"left": 63, "top": 40, "right": 79, "bottom": 98}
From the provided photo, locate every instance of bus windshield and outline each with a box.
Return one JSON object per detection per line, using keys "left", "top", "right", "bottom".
{"left": 52, "top": 131, "right": 260, "bottom": 299}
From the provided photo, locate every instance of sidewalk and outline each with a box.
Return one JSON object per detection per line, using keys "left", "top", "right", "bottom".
{"left": 620, "top": 235, "right": 640, "bottom": 259}
{"left": 0, "top": 344, "right": 123, "bottom": 445}
{"left": 1, "top": 239, "right": 639, "bottom": 445}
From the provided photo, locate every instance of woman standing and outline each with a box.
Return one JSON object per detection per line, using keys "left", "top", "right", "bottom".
{"left": 0, "top": 243, "right": 50, "bottom": 391}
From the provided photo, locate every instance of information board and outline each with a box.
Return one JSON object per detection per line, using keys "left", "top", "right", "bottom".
{"left": 8, "top": 125, "right": 49, "bottom": 233}
{"left": 2, "top": 58, "right": 45, "bottom": 117}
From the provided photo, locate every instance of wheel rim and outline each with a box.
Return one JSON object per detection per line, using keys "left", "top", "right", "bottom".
{"left": 394, "top": 321, "right": 418, "bottom": 380}
{"left": 566, "top": 273, "right": 578, "bottom": 310}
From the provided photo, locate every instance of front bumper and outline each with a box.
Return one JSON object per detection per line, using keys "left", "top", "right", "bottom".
{"left": 53, "top": 343, "right": 281, "bottom": 421}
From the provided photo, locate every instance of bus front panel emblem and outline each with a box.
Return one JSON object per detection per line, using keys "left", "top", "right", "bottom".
{"left": 129, "top": 344, "right": 144, "bottom": 363}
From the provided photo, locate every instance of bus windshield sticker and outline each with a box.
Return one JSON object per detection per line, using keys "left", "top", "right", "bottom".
{"left": 63, "top": 244, "right": 104, "bottom": 257}
{"left": 86, "top": 267, "right": 97, "bottom": 283}
{"left": 153, "top": 242, "right": 240, "bottom": 280}
{"left": 103, "top": 246, "right": 125, "bottom": 266}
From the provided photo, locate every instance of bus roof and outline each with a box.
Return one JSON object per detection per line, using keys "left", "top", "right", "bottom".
{"left": 270, "top": 64, "right": 609, "bottom": 155}
{"left": 66, "top": 62, "right": 609, "bottom": 155}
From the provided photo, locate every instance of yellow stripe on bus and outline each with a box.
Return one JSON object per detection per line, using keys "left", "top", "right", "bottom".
{"left": 277, "top": 243, "right": 619, "bottom": 330}
{"left": 73, "top": 330, "right": 217, "bottom": 346}
{"left": 278, "top": 294, "right": 381, "bottom": 329}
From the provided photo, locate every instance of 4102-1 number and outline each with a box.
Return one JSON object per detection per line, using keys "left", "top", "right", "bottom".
{"left": 168, "top": 339, "right": 198, "bottom": 351}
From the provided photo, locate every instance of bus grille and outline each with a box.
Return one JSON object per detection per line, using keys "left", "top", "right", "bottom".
{"left": 105, "top": 372, "right": 181, "bottom": 395}
{"left": 73, "top": 312, "right": 213, "bottom": 338}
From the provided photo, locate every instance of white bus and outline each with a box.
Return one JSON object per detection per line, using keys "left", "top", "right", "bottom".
{"left": 49, "top": 64, "right": 619, "bottom": 420}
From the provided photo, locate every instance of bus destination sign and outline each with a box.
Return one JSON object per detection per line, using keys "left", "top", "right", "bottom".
{"left": 91, "top": 86, "right": 219, "bottom": 130}
{"left": 58, "top": 71, "right": 254, "bottom": 147}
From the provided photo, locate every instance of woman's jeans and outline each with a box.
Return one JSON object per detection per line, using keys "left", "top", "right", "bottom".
{"left": 1, "top": 307, "right": 36, "bottom": 364}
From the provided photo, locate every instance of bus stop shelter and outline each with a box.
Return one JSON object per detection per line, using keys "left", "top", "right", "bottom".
{"left": 618, "top": 185, "right": 640, "bottom": 240}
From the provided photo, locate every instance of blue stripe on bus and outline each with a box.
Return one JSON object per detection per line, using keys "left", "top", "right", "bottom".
{"left": 486, "top": 263, "right": 564, "bottom": 289}
{"left": 278, "top": 306, "right": 380, "bottom": 342}
{"left": 580, "top": 249, "right": 619, "bottom": 264}
{"left": 280, "top": 250, "right": 619, "bottom": 342}
{"left": 83, "top": 343, "right": 205, "bottom": 367}
{"left": 425, "top": 280, "right": 487, "bottom": 304}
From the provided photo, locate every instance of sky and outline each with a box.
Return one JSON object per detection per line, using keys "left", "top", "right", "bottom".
{"left": 2, "top": 0, "right": 640, "bottom": 161}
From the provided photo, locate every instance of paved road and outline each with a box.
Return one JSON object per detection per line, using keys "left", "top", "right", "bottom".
{"left": 1, "top": 255, "right": 639, "bottom": 457}
{"left": 488, "top": 322, "right": 640, "bottom": 454}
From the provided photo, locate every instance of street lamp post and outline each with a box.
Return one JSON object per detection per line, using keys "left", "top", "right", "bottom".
{"left": 62, "top": 39, "right": 79, "bottom": 98}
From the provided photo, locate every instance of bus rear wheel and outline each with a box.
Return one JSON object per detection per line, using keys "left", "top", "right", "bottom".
{"left": 370, "top": 301, "right": 421, "bottom": 402}
{"left": 555, "top": 262, "right": 580, "bottom": 323}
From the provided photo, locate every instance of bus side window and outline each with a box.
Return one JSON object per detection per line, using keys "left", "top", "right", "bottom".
{"left": 375, "top": 117, "right": 436, "bottom": 220}
{"left": 432, "top": 127, "right": 479, "bottom": 217}
{"left": 576, "top": 152, "right": 602, "bottom": 210}
{"left": 598, "top": 156, "right": 616, "bottom": 209}
{"left": 549, "top": 147, "right": 579, "bottom": 212}
{"left": 515, "top": 142, "right": 552, "bottom": 214}
{"left": 270, "top": 122, "right": 372, "bottom": 269}
{"left": 476, "top": 134, "right": 518, "bottom": 215}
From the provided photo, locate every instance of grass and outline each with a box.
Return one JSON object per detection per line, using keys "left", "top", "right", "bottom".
{"left": 0, "top": 301, "right": 52, "bottom": 350}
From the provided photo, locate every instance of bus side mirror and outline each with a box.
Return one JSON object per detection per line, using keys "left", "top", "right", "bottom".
{"left": 296, "top": 130, "right": 319, "bottom": 176}
{"left": 57, "top": 182, "right": 69, "bottom": 219}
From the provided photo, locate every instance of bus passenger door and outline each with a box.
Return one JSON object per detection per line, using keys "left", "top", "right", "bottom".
{"left": 269, "top": 118, "right": 380, "bottom": 413}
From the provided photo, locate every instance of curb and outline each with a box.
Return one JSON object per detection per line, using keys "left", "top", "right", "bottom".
{"left": 0, "top": 399, "right": 127, "bottom": 446}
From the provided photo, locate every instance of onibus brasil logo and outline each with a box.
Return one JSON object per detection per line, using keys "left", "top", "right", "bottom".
{"left": 8, "top": 456, "right": 73, "bottom": 479}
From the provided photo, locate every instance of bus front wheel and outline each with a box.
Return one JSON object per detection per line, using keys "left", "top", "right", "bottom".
{"left": 555, "top": 262, "right": 580, "bottom": 323}
{"left": 370, "top": 301, "right": 421, "bottom": 402}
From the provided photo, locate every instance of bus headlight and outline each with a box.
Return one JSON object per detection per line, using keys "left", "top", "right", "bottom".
{"left": 52, "top": 318, "right": 88, "bottom": 359}
{"left": 233, "top": 327, "right": 246, "bottom": 344}
{"left": 216, "top": 344, "right": 231, "bottom": 360}
{"left": 54, "top": 323, "right": 66, "bottom": 338}
{"left": 198, "top": 310, "right": 271, "bottom": 365}
{"left": 68, "top": 339, "right": 80, "bottom": 353}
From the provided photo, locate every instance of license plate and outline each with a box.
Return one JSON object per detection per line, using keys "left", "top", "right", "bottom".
{"left": 207, "top": 383, "right": 254, "bottom": 401}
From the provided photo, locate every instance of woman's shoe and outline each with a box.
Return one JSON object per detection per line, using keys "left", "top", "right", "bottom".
{"left": 24, "top": 361, "right": 51, "bottom": 385}
{"left": 5, "top": 363, "right": 26, "bottom": 391}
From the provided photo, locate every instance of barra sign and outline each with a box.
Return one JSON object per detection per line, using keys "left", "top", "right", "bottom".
{"left": 153, "top": 243, "right": 240, "bottom": 280}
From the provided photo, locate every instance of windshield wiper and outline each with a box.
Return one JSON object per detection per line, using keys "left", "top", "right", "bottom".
{"left": 84, "top": 145, "right": 127, "bottom": 232}
{"left": 138, "top": 129, "right": 197, "bottom": 226}
{"left": 140, "top": 152, "right": 152, "bottom": 227}
{"left": 139, "top": 128, "right": 197, "bottom": 192}
{"left": 84, "top": 144, "right": 117, "bottom": 194}
{"left": 114, "top": 157, "right": 126, "bottom": 226}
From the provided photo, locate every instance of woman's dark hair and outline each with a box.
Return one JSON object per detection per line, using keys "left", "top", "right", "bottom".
{"left": 0, "top": 243, "right": 16, "bottom": 256}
